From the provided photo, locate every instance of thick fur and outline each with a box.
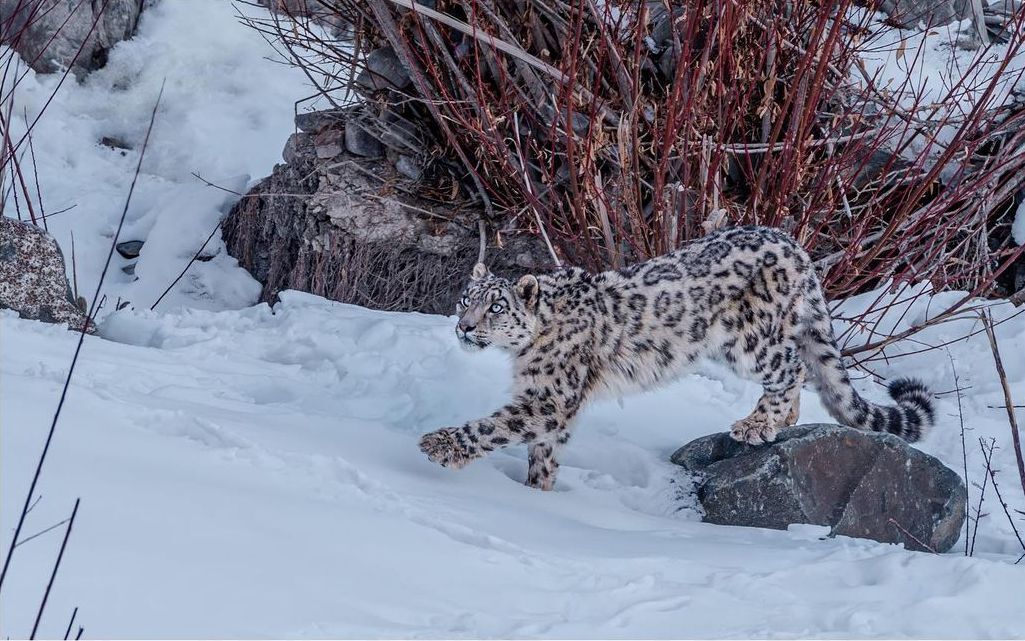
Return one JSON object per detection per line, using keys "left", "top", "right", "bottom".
{"left": 420, "top": 226, "right": 935, "bottom": 490}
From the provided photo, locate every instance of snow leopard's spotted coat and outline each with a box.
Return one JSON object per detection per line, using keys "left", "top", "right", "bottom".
{"left": 419, "top": 226, "right": 934, "bottom": 490}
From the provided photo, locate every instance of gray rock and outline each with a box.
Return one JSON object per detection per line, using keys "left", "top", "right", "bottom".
{"left": 295, "top": 109, "right": 346, "bottom": 134}
{"left": 115, "top": 240, "right": 144, "bottom": 259}
{"left": 314, "top": 128, "right": 344, "bottom": 160}
{"left": 876, "top": 0, "right": 971, "bottom": 28}
{"left": 846, "top": 147, "right": 915, "bottom": 192}
{"left": 0, "top": 0, "right": 142, "bottom": 76}
{"left": 379, "top": 108, "right": 426, "bottom": 153}
{"left": 344, "top": 120, "right": 385, "bottom": 158}
{"left": 539, "top": 104, "right": 591, "bottom": 138}
{"left": 99, "top": 135, "right": 132, "bottom": 151}
{"left": 0, "top": 217, "right": 91, "bottom": 332}
{"left": 657, "top": 45, "right": 678, "bottom": 81}
{"left": 356, "top": 47, "right": 411, "bottom": 92}
{"left": 672, "top": 424, "right": 966, "bottom": 553}
{"left": 282, "top": 132, "right": 313, "bottom": 165}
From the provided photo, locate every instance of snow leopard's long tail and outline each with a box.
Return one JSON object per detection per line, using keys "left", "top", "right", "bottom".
{"left": 795, "top": 280, "right": 935, "bottom": 443}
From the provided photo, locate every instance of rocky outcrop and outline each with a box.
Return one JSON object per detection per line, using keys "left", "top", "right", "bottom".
{"left": 255, "top": 0, "right": 351, "bottom": 38}
{"left": 0, "top": 0, "right": 142, "bottom": 75}
{"left": 0, "top": 217, "right": 91, "bottom": 331}
{"left": 672, "top": 424, "right": 967, "bottom": 553}
{"left": 221, "top": 108, "right": 553, "bottom": 315}
{"left": 221, "top": 36, "right": 552, "bottom": 314}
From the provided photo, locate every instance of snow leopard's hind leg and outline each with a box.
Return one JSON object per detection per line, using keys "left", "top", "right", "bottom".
{"left": 784, "top": 368, "right": 805, "bottom": 426}
{"left": 728, "top": 279, "right": 808, "bottom": 445}
{"left": 730, "top": 341, "right": 805, "bottom": 445}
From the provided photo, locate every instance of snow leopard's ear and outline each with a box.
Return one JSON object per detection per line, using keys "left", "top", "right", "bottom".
{"left": 471, "top": 262, "right": 490, "bottom": 281}
{"left": 516, "top": 274, "right": 539, "bottom": 309}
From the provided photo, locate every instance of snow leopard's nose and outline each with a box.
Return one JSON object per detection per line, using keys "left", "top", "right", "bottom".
{"left": 457, "top": 319, "right": 476, "bottom": 333}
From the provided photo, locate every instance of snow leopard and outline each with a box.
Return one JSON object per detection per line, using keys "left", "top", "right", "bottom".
{"left": 419, "top": 225, "right": 934, "bottom": 490}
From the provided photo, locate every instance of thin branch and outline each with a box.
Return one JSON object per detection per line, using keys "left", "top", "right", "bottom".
{"left": 30, "top": 498, "right": 80, "bottom": 640}
{"left": 25, "top": 494, "right": 42, "bottom": 516}
{"left": 150, "top": 222, "right": 220, "bottom": 311}
{"left": 13, "top": 517, "right": 71, "bottom": 549}
{"left": 980, "top": 438, "right": 1025, "bottom": 558}
{"left": 970, "top": 439, "right": 994, "bottom": 557}
{"left": 63, "top": 607, "right": 78, "bottom": 641}
{"left": 383, "top": 0, "right": 568, "bottom": 84}
{"left": 982, "top": 310, "right": 1025, "bottom": 496}
{"left": 887, "top": 517, "right": 937, "bottom": 553}
{"left": 949, "top": 353, "right": 971, "bottom": 556}
{"left": 477, "top": 218, "right": 486, "bottom": 264}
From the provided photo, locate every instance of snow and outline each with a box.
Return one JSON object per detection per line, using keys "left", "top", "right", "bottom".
{"left": 2, "top": 1, "right": 1025, "bottom": 638}
{"left": 856, "top": 14, "right": 1022, "bottom": 107}
{"left": 850, "top": 9, "right": 1025, "bottom": 170}
{"left": 2, "top": 287, "right": 1024, "bottom": 638}
{"left": 1014, "top": 198, "right": 1025, "bottom": 244}
{"left": 0, "top": 0, "right": 316, "bottom": 313}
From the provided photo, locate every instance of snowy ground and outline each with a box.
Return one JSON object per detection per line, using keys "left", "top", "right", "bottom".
{"left": 2, "top": 288, "right": 1024, "bottom": 639}
{"left": 3, "top": 1, "right": 1025, "bottom": 638}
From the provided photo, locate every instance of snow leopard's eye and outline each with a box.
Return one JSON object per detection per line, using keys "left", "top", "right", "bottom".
{"left": 489, "top": 302, "right": 505, "bottom": 314}
{"left": 459, "top": 296, "right": 470, "bottom": 308}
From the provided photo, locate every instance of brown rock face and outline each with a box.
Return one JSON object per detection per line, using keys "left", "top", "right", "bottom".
{"left": 671, "top": 424, "right": 967, "bottom": 553}
{"left": 0, "top": 217, "right": 90, "bottom": 331}
{"left": 221, "top": 112, "right": 552, "bottom": 315}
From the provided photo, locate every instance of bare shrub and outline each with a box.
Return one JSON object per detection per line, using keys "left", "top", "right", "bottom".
{"left": 243, "top": 0, "right": 1025, "bottom": 362}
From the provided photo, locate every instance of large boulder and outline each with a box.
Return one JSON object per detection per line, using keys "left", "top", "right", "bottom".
{"left": 222, "top": 108, "right": 553, "bottom": 315}
{"left": 0, "top": 0, "right": 142, "bottom": 75}
{"left": 672, "top": 424, "right": 966, "bottom": 553}
{"left": 0, "top": 217, "right": 91, "bottom": 332}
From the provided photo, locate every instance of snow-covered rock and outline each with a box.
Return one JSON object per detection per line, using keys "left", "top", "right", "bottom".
{"left": 672, "top": 424, "right": 967, "bottom": 553}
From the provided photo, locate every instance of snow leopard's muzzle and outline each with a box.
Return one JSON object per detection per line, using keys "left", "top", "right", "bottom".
{"left": 455, "top": 327, "right": 488, "bottom": 351}
{"left": 456, "top": 309, "right": 489, "bottom": 351}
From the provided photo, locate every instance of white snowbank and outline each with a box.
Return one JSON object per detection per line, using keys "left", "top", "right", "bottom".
{"left": 2, "top": 287, "right": 1023, "bottom": 638}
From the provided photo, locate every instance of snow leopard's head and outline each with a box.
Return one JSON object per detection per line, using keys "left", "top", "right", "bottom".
{"left": 454, "top": 263, "right": 540, "bottom": 353}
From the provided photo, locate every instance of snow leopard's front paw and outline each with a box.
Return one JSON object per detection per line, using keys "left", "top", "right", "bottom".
{"left": 730, "top": 415, "right": 779, "bottom": 446}
{"left": 419, "top": 428, "right": 475, "bottom": 469}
